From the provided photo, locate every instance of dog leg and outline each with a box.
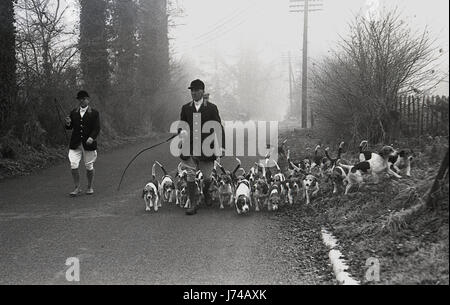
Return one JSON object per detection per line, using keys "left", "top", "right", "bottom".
{"left": 149, "top": 197, "right": 154, "bottom": 208}
{"left": 145, "top": 198, "right": 150, "bottom": 211}
{"left": 154, "top": 197, "right": 159, "bottom": 212}
{"left": 175, "top": 191, "right": 180, "bottom": 206}
{"left": 387, "top": 167, "right": 402, "bottom": 179}
{"left": 393, "top": 164, "right": 401, "bottom": 174}
{"left": 333, "top": 183, "right": 338, "bottom": 194}
{"left": 372, "top": 173, "right": 380, "bottom": 184}
{"left": 219, "top": 196, "right": 225, "bottom": 210}
{"left": 312, "top": 185, "right": 319, "bottom": 197}
{"left": 229, "top": 195, "right": 234, "bottom": 207}
{"left": 406, "top": 164, "right": 411, "bottom": 177}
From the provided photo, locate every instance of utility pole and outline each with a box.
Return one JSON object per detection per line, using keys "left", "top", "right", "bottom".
{"left": 281, "top": 53, "right": 299, "bottom": 119}
{"left": 288, "top": 51, "right": 293, "bottom": 116}
{"left": 289, "top": 0, "right": 323, "bottom": 128}
{"left": 301, "top": 0, "right": 309, "bottom": 128}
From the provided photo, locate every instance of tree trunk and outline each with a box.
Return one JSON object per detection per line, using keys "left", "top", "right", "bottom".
{"left": 79, "top": 0, "right": 109, "bottom": 110}
{"left": 427, "top": 149, "right": 449, "bottom": 209}
{"left": 0, "top": 0, "right": 17, "bottom": 132}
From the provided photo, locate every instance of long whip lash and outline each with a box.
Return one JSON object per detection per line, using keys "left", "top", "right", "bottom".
{"left": 117, "top": 134, "right": 178, "bottom": 191}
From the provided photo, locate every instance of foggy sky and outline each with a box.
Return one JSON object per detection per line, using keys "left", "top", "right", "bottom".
{"left": 171, "top": 0, "right": 449, "bottom": 108}
{"left": 54, "top": 0, "right": 449, "bottom": 120}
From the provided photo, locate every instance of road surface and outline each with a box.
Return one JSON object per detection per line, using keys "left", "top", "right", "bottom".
{"left": 0, "top": 139, "right": 332, "bottom": 284}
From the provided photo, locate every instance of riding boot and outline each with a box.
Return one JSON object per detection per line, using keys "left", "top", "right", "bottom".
{"left": 70, "top": 169, "right": 81, "bottom": 196}
{"left": 86, "top": 169, "right": 95, "bottom": 195}
{"left": 185, "top": 181, "right": 198, "bottom": 215}
{"left": 203, "top": 178, "right": 212, "bottom": 206}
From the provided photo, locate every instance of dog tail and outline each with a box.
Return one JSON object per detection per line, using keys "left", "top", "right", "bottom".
{"left": 314, "top": 145, "right": 321, "bottom": 159}
{"left": 287, "top": 150, "right": 295, "bottom": 170}
{"left": 338, "top": 142, "right": 345, "bottom": 159}
{"left": 290, "top": 161, "right": 301, "bottom": 171}
{"left": 359, "top": 140, "right": 368, "bottom": 153}
{"left": 177, "top": 162, "right": 183, "bottom": 174}
{"left": 325, "top": 147, "right": 333, "bottom": 162}
{"left": 278, "top": 139, "right": 288, "bottom": 155}
{"left": 151, "top": 162, "right": 157, "bottom": 180}
{"left": 215, "top": 160, "right": 227, "bottom": 175}
{"left": 336, "top": 160, "right": 352, "bottom": 171}
{"left": 154, "top": 161, "right": 168, "bottom": 176}
{"left": 232, "top": 158, "right": 242, "bottom": 176}
{"left": 238, "top": 167, "right": 246, "bottom": 177}
{"left": 261, "top": 159, "right": 268, "bottom": 181}
{"left": 273, "top": 159, "right": 281, "bottom": 172}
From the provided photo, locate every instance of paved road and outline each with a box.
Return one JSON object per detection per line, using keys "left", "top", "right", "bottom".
{"left": 0, "top": 139, "right": 330, "bottom": 284}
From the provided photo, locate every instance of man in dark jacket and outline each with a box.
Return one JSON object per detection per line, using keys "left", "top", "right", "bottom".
{"left": 179, "top": 79, "right": 225, "bottom": 215}
{"left": 65, "top": 90, "right": 100, "bottom": 196}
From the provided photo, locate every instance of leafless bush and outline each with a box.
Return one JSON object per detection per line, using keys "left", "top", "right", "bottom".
{"left": 312, "top": 9, "right": 446, "bottom": 144}
{"left": 14, "top": 0, "right": 79, "bottom": 144}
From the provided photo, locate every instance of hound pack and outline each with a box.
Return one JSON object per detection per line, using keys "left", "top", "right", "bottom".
{"left": 141, "top": 139, "right": 414, "bottom": 214}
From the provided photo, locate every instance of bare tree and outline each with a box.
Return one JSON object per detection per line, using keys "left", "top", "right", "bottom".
{"left": 15, "top": 0, "right": 78, "bottom": 94}
{"left": 312, "top": 9, "right": 446, "bottom": 143}
{"left": 0, "top": 0, "right": 17, "bottom": 132}
{"left": 79, "top": 0, "right": 109, "bottom": 109}
{"left": 14, "top": 0, "right": 79, "bottom": 144}
{"left": 217, "top": 45, "right": 278, "bottom": 120}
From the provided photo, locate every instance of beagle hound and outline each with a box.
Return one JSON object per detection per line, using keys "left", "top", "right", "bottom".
{"left": 302, "top": 174, "right": 319, "bottom": 205}
{"left": 154, "top": 161, "right": 176, "bottom": 204}
{"left": 142, "top": 163, "right": 161, "bottom": 212}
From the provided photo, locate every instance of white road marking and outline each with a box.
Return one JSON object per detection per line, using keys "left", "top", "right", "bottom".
{"left": 321, "top": 228, "right": 360, "bottom": 285}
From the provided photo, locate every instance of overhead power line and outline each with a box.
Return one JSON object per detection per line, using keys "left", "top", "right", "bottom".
{"left": 191, "top": 0, "right": 259, "bottom": 42}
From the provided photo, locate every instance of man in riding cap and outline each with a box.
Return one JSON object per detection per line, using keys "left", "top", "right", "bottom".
{"left": 178, "top": 79, "right": 225, "bottom": 215}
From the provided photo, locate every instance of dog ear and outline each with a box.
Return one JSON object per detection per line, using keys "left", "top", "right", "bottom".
{"left": 142, "top": 189, "right": 146, "bottom": 198}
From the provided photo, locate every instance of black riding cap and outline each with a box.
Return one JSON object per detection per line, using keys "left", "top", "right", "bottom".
{"left": 76, "top": 90, "right": 90, "bottom": 100}
{"left": 188, "top": 79, "right": 205, "bottom": 90}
